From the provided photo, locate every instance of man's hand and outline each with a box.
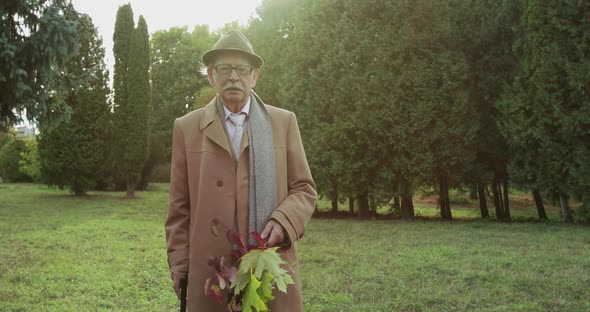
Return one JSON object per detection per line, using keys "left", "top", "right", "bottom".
{"left": 171, "top": 271, "right": 188, "bottom": 299}
{"left": 261, "top": 219, "right": 288, "bottom": 247}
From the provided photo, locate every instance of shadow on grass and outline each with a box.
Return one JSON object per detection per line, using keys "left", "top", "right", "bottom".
{"left": 35, "top": 193, "right": 120, "bottom": 200}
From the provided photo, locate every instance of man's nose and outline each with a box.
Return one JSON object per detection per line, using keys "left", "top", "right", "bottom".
{"left": 228, "top": 69, "right": 239, "bottom": 81}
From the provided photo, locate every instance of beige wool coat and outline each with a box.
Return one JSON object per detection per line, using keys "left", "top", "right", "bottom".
{"left": 165, "top": 96, "right": 317, "bottom": 311}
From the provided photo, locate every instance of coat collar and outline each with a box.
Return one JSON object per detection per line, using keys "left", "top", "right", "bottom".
{"left": 199, "top": 95, "right": 250, "bottom": 155}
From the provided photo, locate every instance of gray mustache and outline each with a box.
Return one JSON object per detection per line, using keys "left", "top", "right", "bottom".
{"left": 223, "top": 84, "right": 243, "bottom": 91}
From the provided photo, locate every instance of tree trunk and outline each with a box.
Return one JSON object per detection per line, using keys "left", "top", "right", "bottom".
{"left": 486, "top": 184, "right": 493, "bottom": 199}
{"left": 438, "top": 173, "right": 452, "bottom": 220}
{"left": 393, "top": 195, "right": 400, "bottom": 210}
{"left": 477, "top": 183, "right": 490, "bottom": 218}
{"left": 559, "top": 193, "right": 574, "bottom": 223}
{"left": 492, "top": 182, "right": 504, "bottom": 221}
{"left": 502, "top": 178, "right": 511, "bottom": 221}
{"left": 469, "top": 184, "right": 478, "bottom": 200}
{"left": 330, "top": 190, "right": 338, "bottom": 213}
{"left": 348, "top": 196, "right": 355, "bottom": 215}
{"left": 126, "top": 178, "right": 135, "bottom": 198}
{"left": 401, "top": 195, "right": 414, "bottom": 220}
{"left": 369, "top": 196, "right": 376, "bottom": 213}
{"left": 532, "top": 189, "right": 547, "bottom": 220}
{"left": 400, "top": 180, "right": 415, "bottom": 220}
{"left": 331, "top": 198, "right": 338, "bottom": 213}
{"left": 357, "top": 191, "right": 370, "bottom": 218}
{"left": 71, "top": 181, "right": 86, "bottom": 196}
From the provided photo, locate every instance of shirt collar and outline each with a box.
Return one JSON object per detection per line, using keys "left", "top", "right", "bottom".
{"left": 223, "top": 96, "right": 251, "bottom": 120}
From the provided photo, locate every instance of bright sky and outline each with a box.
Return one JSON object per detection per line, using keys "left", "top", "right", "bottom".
{"left": 71, "top": 0, "right": 264, "bottom": 74}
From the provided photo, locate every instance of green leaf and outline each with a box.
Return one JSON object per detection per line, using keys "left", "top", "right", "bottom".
{"left": 274, "top": 269, "right": 294, "bottom": 293}
{"left": 231, "top": 247, "right": 294, "bottom": 295}
{"left": 242, "top": 271, "right": 268, "bottom": 312}
{"left": 231, "top": 269, "right": 250, "bottom": 295}
{"left": 238, "top": 247, "right": 286, "bottom": 279}
{"left": 257, "top": 271, "right": 275, "bottom": 302}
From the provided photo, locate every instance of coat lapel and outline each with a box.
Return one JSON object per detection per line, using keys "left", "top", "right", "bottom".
{"left": 200, "top": 97, "right": 231, "bottom": 154}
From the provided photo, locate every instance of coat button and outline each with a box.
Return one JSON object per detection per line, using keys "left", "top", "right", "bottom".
{"left": 217, "top": 180, "right": 223, "bottom": 187}
{"left": 210, "top": 218, "right": 220, "bottom": 237}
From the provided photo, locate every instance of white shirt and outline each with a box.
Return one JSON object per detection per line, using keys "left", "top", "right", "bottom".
{"left": 223, "top": 97, "right": 250, "bottom": 139}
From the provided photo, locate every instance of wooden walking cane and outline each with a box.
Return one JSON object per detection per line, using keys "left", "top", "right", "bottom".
{"left": 180, "top": 275, "right": 188, "bottom": 312}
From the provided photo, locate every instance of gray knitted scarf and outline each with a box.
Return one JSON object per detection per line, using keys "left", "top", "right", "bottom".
{"left": 216, "top": 92, "right": 277, "bottom": 245}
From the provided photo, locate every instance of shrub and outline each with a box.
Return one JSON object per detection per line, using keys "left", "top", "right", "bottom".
{"left": 19, "top": 138, "right": 41, "bottom": 182}
{"left": 150, "top": 163, "right": 171, "bottom": 183}
{"left": 0, "top": 137, "right": 31, "bottom": 182}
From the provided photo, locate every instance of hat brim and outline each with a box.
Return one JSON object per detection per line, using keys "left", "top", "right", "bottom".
{"left": 202, "top": 48, "right": 264, "bottom": 68}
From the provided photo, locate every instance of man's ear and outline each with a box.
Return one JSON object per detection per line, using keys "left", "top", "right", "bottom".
{"left": 207, "top": 67, "right": 215, "bottom": 87}
{"left": 251, "top": 68, "right": 260, "bottom": 88}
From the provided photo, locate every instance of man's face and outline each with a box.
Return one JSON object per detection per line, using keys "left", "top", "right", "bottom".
{"left": 207, "top": 53, "right": 259, "bottom": 107}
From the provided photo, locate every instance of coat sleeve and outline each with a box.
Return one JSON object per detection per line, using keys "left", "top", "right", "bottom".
{"left": 271, "top": 113, "right": 317, "bottom": 244}
{"left": 165, "top": 119, "right": 190, "bottom": 274}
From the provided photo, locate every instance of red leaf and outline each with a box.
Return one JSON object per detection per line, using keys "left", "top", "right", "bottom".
{"left": 250, "top": 231, "right": 266, "bottom": 249}
{"left": 226, "top": 266, "right": 237, "bottom": 283}
{"left": 219, "top": 255, "right": 232, "bottom": 272}
{"left": 216, "top": 272, "right": 227, "bottom": 290}
{"left": 231, "top": 249, "right": 243, "bottom": 258}
{"left": 207, "top": 285, "right": 223, "bottom": 304}
{"left": 204, "top": 277, "right": 212, "bottom": 296}
{"left": 226, "top": 230, "right": 248, "bottom": 255}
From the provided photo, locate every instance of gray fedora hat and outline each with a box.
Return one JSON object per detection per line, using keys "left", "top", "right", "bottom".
{"left": 201, "top": 30, "right": 264, "bottom": 68}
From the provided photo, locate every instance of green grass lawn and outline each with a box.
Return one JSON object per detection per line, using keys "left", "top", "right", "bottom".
{"left": 1, "top": 183, "right": 588, "bottom": 311}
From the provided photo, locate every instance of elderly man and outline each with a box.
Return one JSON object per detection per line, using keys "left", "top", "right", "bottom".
{"left": 165, "top": 30, "right": 317, "bottom": 311}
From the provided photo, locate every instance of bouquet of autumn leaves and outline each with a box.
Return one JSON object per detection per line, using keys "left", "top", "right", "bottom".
{"left": 205, "top": 227, "right": 294, "bottom": 312}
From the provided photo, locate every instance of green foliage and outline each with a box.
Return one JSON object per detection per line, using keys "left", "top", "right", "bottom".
{"left": 193, "top": 86, "right": 217, "bottom": 110}
{"left": 250, "top": 0, "right": 478, "bottom": 218}
{"left": 575, "top": 198, "right": 590, "bottom": 223}
{"left": 498, "top": 0, "right": 590, "bottom": 220}
{"left": 241, "top": 271, "right": 268, "bottom": 312}
{"left": 258, "top": 271, "right": 275, "bottom": 301}
{"left": 217, "top": 21, "right": 248, "bottom": 36}
{"left": 148, "top": 25, "right": 215, "bottom": 177}
{"left": 232, "top": 247, "right": 293, "bottom": 295}
{"left": 112, "top": 4, "right": 134, "bottom": 114}
{"left": 112, "top": 4, "right": 134, "bottom": 191}
{"left": 121, "top": 15, "right": 151, "bottom": 192}
{"left": 231, "top": 247, "right": 294, "bottom": 311}
{"left": 37, "top": 13, "right": 112, "bottom": 195}
{"left": 0, "top": 129, "right": 13, "bottom": 148}
{"left": 458, "top": 0, "right": 522, "bottom": 187}
{"left": 245, "top": 0, "right": 587, "bottom": 222}
{"left": 18, "top": 138, "right": 40, "bottom": 181}
{"left": 0, "top": 136, "right": 30, "bottom": 182}
{"left": 0, "top": 0, "right": 79, "bottom": 128}
{"left": 112, "top": 6, "right": 151, "bottom": 196}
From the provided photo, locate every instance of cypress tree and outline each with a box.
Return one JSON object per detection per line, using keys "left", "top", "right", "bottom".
{"left": 120, "top": 15, "right": 151, "bottom": 197}
{"left": 454, "top": 0, "right": 523, "bottom": 221}
{"left": 498, "top": 0, "right": 589, "bottom": 223}
{"left": 112, "top": 5, "right": 151, "bottom": 197}
{"left": 113, "top": 4, "right": 134, "bottom": 114}
{"left": 112, "top": 4, "right": 135, "bottom": 191}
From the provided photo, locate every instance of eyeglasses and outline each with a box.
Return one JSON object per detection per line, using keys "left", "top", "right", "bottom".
{"left": 214, "top": 64, "right": 254, "bottom": 76}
